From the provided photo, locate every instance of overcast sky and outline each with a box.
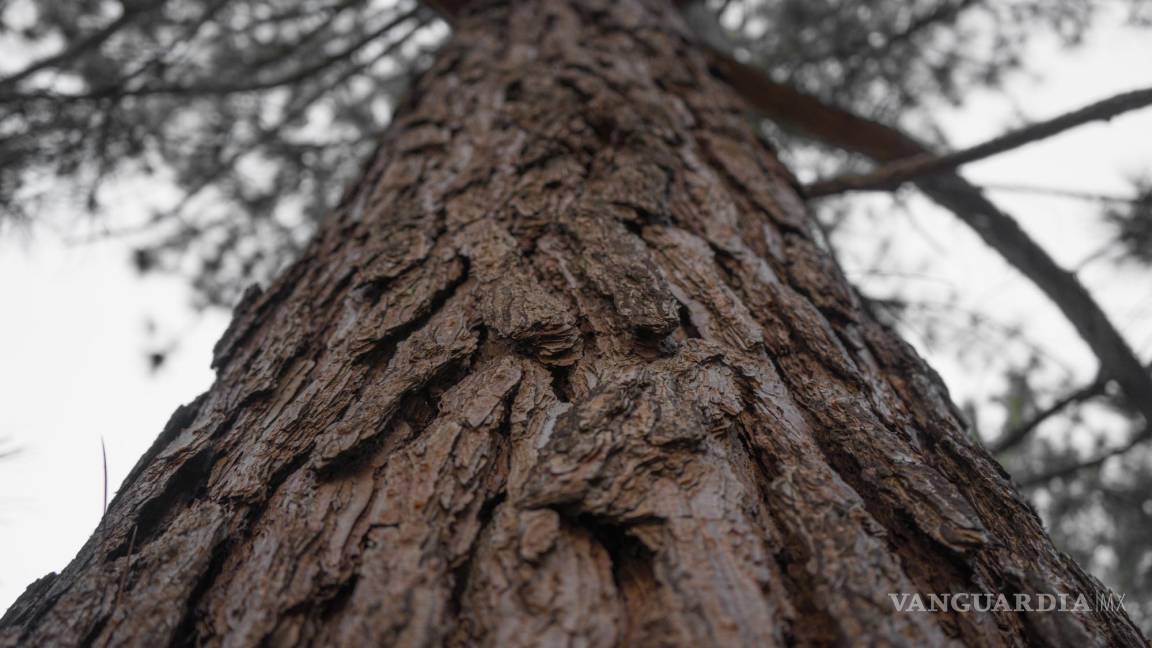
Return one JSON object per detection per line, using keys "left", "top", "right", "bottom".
{"left": 2, "top": 8, "right": 1151, "bottom": 613}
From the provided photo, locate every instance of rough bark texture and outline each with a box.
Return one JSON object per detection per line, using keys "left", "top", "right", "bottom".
{"left": 2, "top": 1, "right": 1145, "bottom": 646}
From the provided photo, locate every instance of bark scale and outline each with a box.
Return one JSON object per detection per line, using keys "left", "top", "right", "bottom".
{"left": 1, "top": 0, "right": 1144, "bottom": 645}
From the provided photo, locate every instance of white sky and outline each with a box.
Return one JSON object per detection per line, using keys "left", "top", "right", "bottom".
{"left": 1, "top": 7, "right": 1151, "bottom": 615}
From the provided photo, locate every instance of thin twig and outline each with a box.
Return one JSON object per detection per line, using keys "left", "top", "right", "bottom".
{"left": 1021, "top": 426, "right": 1152, "bottom": 488}
{"left": 804, "top": 86, "right": 1152, "bottom": 197}
{"left": 101, "top": 436, "right": 109, "bottom": 516}
{"left": 981, "top": 182, "right": 1149, "bottom": 205}
{"left": 989, "top": 378, "right": 1107, "bottom": 455}
{"left": 114, "top": 524, "right": 139, "bottom": 604}
{"left": 0, "top": 0, "right": 166, "bottom": 91}
{"left": 4, "top": 6, "right": 423, "bottom": 102}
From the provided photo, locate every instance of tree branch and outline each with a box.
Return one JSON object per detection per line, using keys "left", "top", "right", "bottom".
{"left": 981, "top": 182, "right": 1150, "bottom": 205}
{"left": 805, "top": 86, "right": 1152, "bottom": 197}
{"left": 155, "top": 6, "right": 422, "bottom": 96}
{"left": 0, "top": 0, "right": 166, "bottom": 91}
{"left": 153, "top": 16, "right": 427, "bottom": 222}
{"left": 792, "top": 0, "right": 981, "bottom": 67}
{"left": 1020, "top": 426, "right": 1152, "bottom": 488}
{"left": 993, "top": 359, "right": 1152, "bottom": 455}
{"left": 989, "top": 378, "right": 1106, "bottom": 455}
{"left": 702, "top": 46, "right": 1152, "bottom": 431}
{"left": 2, "top": 6, "right": 424, "bottom": 103}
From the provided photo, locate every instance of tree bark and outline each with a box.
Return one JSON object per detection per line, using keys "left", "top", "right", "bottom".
{"left": 1, "top": 0, "right": 1144, "bottom": 645}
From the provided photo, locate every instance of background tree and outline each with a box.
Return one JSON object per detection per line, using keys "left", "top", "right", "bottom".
{"left": 1, "top": 0, "right": 1150, "bottom": 641}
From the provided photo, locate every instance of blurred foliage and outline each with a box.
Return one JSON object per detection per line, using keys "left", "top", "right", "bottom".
{"left": 0, "top": 0, "right": 1150, "bottom": 633}
{"left": 0, "top": 0, "right": 1143, "bottom": 307}
{"left": 1104, "top": 178, "right": 1152, "bottom": 265}
{"left": 1, "top": 0, "right": 444, "bottom": 308}
{"left": 715, "top": 0, "right": 1124, "bottom": 140}
{"left": 1027, "top": 443, "right": 1152, "bottom": 630}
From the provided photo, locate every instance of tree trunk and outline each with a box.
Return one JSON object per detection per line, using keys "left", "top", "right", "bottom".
{"left": 1, "top": 0, "right": 1144, "bottom": 645}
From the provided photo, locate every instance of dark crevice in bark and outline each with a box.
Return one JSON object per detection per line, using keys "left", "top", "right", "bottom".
{"left": 579, "top": 515, "right": 657, "bottom": 645}
{"left": 876, "top": 508, "right": 1002, "bottom": 643}
{"left": 802, "top": 439, "right": 995, "bottom": 627}
{"left": 394, "top": 386, "right": 444, "bottom": 444}
{"left": 234, "top": 445, "right": 314, "bottom": 532}
{"left": 555, "top": 76, "right": 593, "bottom": 103}
{"left": 632, "top": 330, "right": 678, "bottom": 357}
{"left": 547, "top": 362, "right": 575, "bottom": 403}
{"left": 771, "top": 543, "right": 840, "bottom": 647}
{"left": 443, "top": 171, "right": 495, "bottom": 203}
{"left": 318, "top": 575, "right": 359, "bottom": 621}
{"left": 211, "top": 344, "right": 314, "bottom": 434}
{"left": 614, "top": 204, "right": 672, "bottom": 231}
{"left": 614, "top": 211, "right": 647, "bottom": 238}
{"left": 270, "top": 574, "right": 361, "bottom": 643}
{"left": 317, "top": 350, "right": 478, "bottom": 479}
{"left": 317, "top": 269, "right": 357, "bottom": 311}
{"left": 109, "top": 447, "right": 217, "bottom": 561}
{"left": 730, "top": 424, "right": 839, "bottom": 647}
{"left": 808, "top": 441, "right": 905, "bottom": 536}
{"left": 503, "top": 79, "right": 523, "bottom": 102}
{"left": 694, "top": 136, "right": 807, "bottom": 242}
{"left": 77, "top": 609, "right": 111, "bottom": 648}
{"left": 109, "top": 393, "right": 209, "bottom": 516}
{"left": 168, "top": 538, "right": 232, "bottom": 648}
{"left": 354, "top": 255, "right": 469, "bottom": 367}
{"left": 352, "top": 273, "right": 399, "bottom": 306}
{"left": 493, "top": 386, "right": 517, "bottom": 442}
{"left": 513, "top": 145, "right": 572, "bottom": 175}
{"left": 705, "top": 242, "right": 747, "bottom": 294}
{"left": 675, "top": 300, "right": 703, "bottom": 339}
{"left": 449, "top": 494, "right": 506, "bottom": 622}
{"left": 397, "top": 142, "right": 449, "bottom": 158}
{"left": 309, "top": 257, "right": 473, "bottom": 475}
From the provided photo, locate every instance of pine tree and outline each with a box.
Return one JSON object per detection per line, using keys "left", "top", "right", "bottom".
{"left": 1, "top": 0, "right": 1145, "bottom": 645}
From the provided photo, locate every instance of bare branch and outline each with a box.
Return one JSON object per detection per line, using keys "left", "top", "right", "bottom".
{"left": 2, "top": 6, "right": 425, "bottom": 103}
{"left": 989, "top": 378, "right": 1106, "bottom": 455}
{"left": 0, "top": 0, "right": 166, "bottom": 91}
{"left": 792, "top": 0, "right": 982, "bottom": 67}
{"left": 152, "top": 6, "right": 423, "bottom": 96}
{"left": 1021, "top": 426, "right": 1152, "bottom": 488}
{"left": 981, "top": 182, "right": 1150, "bottom": 204}
{"left": 873, "top": 0, "right": 982, "bottom": 54}
{"left": 805, "top": 86, "right": 1152, "bottom": 197}
{"left": 702, "top": 45, "right": 1152, "bottom": 431}
{"left": 124, "top": 15, "right": 428, "bottom": 241}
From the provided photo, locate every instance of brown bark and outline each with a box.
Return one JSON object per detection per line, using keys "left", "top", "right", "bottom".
{"left": 1, "top": 0, "right": 1144, "bottom": 646}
